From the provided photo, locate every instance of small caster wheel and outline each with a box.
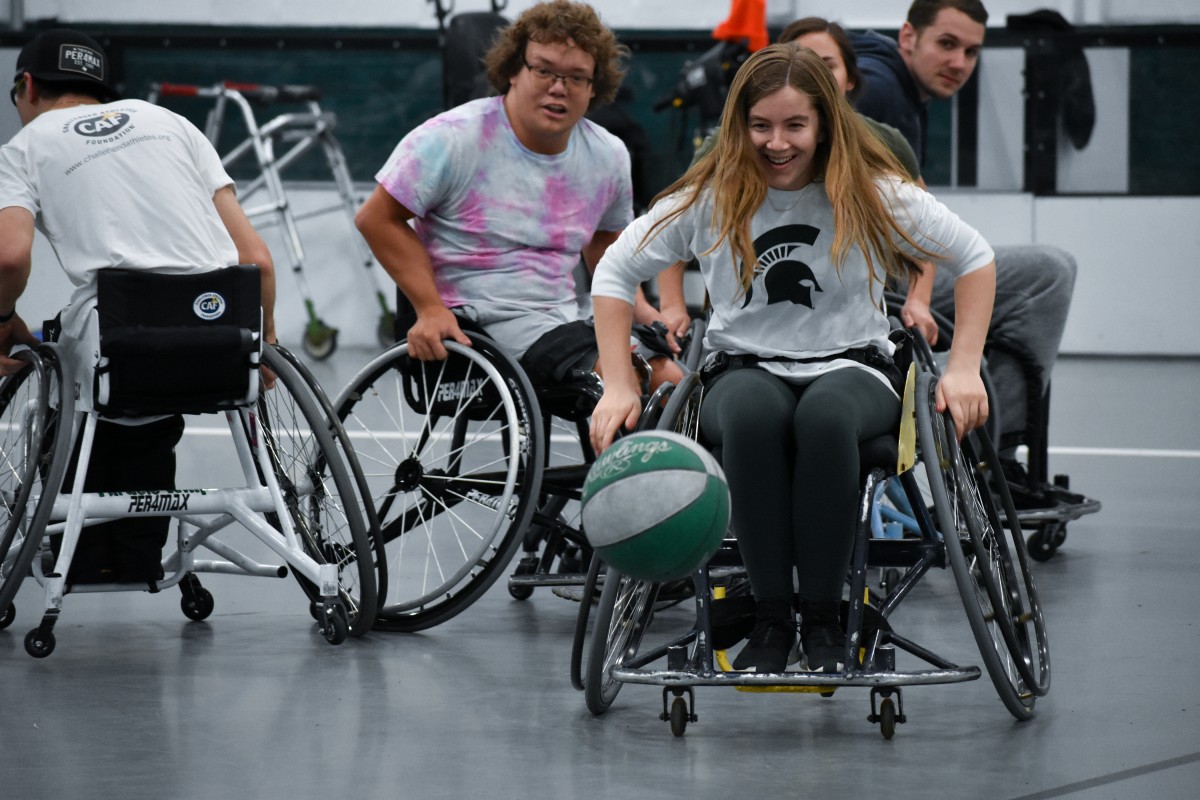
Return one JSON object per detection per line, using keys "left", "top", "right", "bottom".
{"left": 0, "top": 602, "right": 15, "bottom": 630}
{"left": 1049, "top": 521, "right": 1068, "bottom": 549}
{"left": 508, "top": 555, "right": 538, "bottom": 601}
{"left": 669, "top": 696, "right": 689, "bottom": 737}
{"left": 878, "top": 697, "right": 896, "bottom": 740}
{"left": 303, "top": 320, "right": 339, "bottom": 361}
{"left": 1027, "top": 523, "right": 1061, "bottom": 562}
{"left": 320, "top": 602, "right": 349, "bottom": 645}
{"left": 25, "top": 627, "right": 55, "bottom": 658}
{"left": 181, "top": 587, "right": 215, "bottom": 621}
{"left": 881, "top": 567, "right": 902, "bottom": 598}
{"left": 309, "top": 599, "right": 320, "bottom": 621}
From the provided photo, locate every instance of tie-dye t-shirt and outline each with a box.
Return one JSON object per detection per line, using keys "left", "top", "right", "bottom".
{"left": 376, "top": 96, "right": 633, "bottom": 353}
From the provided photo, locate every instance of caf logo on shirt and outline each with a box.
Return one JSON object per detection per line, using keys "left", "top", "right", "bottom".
{"left": 72, "top": 110, "right": 131, "bottom": 137}
{"left": 740, "top": 224, "right": 824, "bottom": 309}
{"left": 194, "top": 292, "right": 226, "bottom": 321}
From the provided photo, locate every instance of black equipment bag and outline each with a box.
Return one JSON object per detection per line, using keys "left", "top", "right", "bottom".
{"left": 95, "top": 265, "right": 261, "bottom": 416}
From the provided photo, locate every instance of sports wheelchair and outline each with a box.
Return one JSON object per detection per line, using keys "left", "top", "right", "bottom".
{"left": 332, "top": 307, "right": 693, "bottom": 632}
{"left": 887, "top": 292, "right": 1101, "bottom": 561}
{"left": 0, "top": 266, "right": 379, "bottom": 658}
{"left": 576, "top": 347, "right": 1050, "bottom": 738}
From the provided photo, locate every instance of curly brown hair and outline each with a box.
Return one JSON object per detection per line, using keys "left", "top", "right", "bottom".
{"left": 483, "top": 0, "right": 628, "bottom": 108}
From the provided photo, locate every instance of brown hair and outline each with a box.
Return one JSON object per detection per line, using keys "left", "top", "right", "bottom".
{"left": 483, "top": 0, "right": 628, "bottom": 108}
{"left": 777, "top": 17, "right": 865, "bottom": 101}
{"left": 907, "top": 0, "right": 989, "bottom": 29}
{"left": 644, "top": 44, "right": 930, "bottom": 298}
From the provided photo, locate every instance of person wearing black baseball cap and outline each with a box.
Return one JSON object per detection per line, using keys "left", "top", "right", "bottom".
{"left": 10, "top": 28, "right": 120, "bottom": 109}
{"left": 0, "top": 27, "right": 277, "bottom": 584}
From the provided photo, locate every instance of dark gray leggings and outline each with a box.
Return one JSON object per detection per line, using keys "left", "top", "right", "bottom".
{"left": 699, "top": 366, "right": 899, "bottom": 602}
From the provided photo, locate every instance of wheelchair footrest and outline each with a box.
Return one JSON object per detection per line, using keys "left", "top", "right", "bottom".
{"left": 1014, "top": 494, "right": 1101, "bottom": 525}
{"left": 612, "top": 663, "right": 981, "bottom": 689}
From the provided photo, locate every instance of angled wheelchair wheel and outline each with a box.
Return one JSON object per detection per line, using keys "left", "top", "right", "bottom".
{"left": 914, "top": 370, "right": 1049, "bottom": 720}
{"left": 335, "top": 336, "right": 544, "bottom": 632}
{"left": 265, "top": 345, "right": 389, "bottom": 613}
{"left": 585, "top": 567, "right": 660, "bottom": 715}
{"left": 0, "top": 348, "right": 72, "bottom": 614}
{"left": 0, "top": 352, "right": 50, "bottom": 612}
{"left": 258, "top": 345, "right": 377, "bottom": 636}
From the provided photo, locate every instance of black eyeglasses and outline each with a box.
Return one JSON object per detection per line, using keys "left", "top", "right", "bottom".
{"left": 10, "top": 76, "right": 24, "bottom": 106}
{"left": 521, "top": 57, "right": 593, "bottom": 91}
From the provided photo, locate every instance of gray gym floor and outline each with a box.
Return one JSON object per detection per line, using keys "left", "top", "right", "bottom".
{"left": 2, "top": 351, "right": 1197, "bottom": 800}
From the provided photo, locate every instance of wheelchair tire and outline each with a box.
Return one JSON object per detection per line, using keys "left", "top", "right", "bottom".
{"left": 584, "top": 567, "right": 659, "bottom": 715}
{"left": 266, "top": 344, "right": 389, "bottom": 619}
{"left": 915, "top": 370, "right": 1049, "bottom": 721}
{"left": 335, "top": 337, "right": 544, "bottom": 632}
{"left": 0, "top": 348, "right": 72, "bottom": 614}
{"left": 257, "top": 345, "right": 378, "bottom": 636}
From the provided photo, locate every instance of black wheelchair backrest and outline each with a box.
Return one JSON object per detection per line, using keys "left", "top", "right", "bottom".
{"left": 95, "top": 265, "right": 262, "bottom": 417}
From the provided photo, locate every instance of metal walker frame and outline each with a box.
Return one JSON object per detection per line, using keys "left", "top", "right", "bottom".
{"left": 149, "top": 80, "right": 395, "bottom": 359}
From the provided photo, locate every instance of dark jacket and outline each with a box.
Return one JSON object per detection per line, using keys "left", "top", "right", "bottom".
{"left": 851, "top": 31, "right": 928, "bottom": 166}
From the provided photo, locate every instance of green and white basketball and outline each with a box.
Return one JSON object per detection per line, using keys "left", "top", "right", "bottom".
{"left": 581, "top": 430, "right": 730, "bottom": 582}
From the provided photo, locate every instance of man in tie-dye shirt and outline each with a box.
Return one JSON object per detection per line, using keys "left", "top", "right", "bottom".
{"left": 357, "top": 0, "right": 684, "bottom": 386}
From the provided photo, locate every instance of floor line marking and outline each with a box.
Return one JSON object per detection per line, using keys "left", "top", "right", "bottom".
{"left": 1049, "top": 446, "right": 1200, "bottom": 459}
{"left": 1007, "top": 750, "right": 1200, "bottom": 800}
{"left": 178, "top": 427, "right": 1200, "bottom": 458}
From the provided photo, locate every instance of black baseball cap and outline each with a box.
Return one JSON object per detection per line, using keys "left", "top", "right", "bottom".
{"left": 14, "top": 29, "right": 119, "bottom": 102}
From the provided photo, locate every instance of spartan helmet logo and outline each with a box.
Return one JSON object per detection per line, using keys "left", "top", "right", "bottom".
{"left": 740, "top": 224, "right": 822, "bottom": 309}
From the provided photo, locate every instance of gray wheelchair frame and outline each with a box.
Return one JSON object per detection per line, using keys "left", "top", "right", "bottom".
{"left": 577, "top": 362, "right": 1050, "bottom": 738}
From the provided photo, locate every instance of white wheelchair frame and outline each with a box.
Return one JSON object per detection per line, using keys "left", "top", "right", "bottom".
{"left": 0, "top": 273, "right": 378, "bottom": 658}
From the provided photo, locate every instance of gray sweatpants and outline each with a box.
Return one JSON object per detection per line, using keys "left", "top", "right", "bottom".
{"left": 931, "top": 243, "right": 1077, "bottom": 445}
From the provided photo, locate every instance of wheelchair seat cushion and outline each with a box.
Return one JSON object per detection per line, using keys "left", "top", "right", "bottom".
{"left": 518, "top": 319, "right": 598, "bottom": 387}
{"left": 95, "top": 265, "right": 261, "bottom": 416}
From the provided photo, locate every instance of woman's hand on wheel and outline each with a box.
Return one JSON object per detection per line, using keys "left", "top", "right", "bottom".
{"left": 589, "top": 384, "right": 643, "bottom": 453}
{"left": 936, "top": 365, "right": 989, "bottom": 440}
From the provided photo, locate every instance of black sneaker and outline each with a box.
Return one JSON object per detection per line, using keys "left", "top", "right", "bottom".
{"left": 799, "top": 601, "right": 846, "bottom": 674}
{"left": 732, "top": 598, "right": 796, "bottom": 673}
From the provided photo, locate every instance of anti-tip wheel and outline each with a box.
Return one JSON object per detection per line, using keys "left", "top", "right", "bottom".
{"left": 24, "top": 627, "right": 55, "bottom": 658}
{"left": 669, "top": 696, "right": 689, "bottom": 737}
{"left": 181, "top": 587, "right": 215, "bottom": 621}
{"left": 320, "top": 602, "right": 349, "bottom": 645}
{"left": 879, "top": 697, "right": 897, "bottom": 740}
{"left": 508, "top": 583, "right": 535, "bottom": 601}
{"left": 1027, "top": 523, "right": 1064, "bottom": 562}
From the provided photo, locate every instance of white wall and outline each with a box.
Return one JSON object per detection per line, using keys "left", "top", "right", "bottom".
{"left": 937, "top": 192, "right": 1200, "bottom": 356}
{"left": 14, "top": 0, "right": 1200, "bottom": 29}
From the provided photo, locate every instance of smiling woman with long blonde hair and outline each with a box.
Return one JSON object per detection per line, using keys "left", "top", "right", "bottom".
{"left": 588, "top": 42, "right": 996, "bottom": 673}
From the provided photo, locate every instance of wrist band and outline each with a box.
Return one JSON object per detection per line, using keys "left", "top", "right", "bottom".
{"left": 0, "top": 309, "right": 14, "bottom": 324}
